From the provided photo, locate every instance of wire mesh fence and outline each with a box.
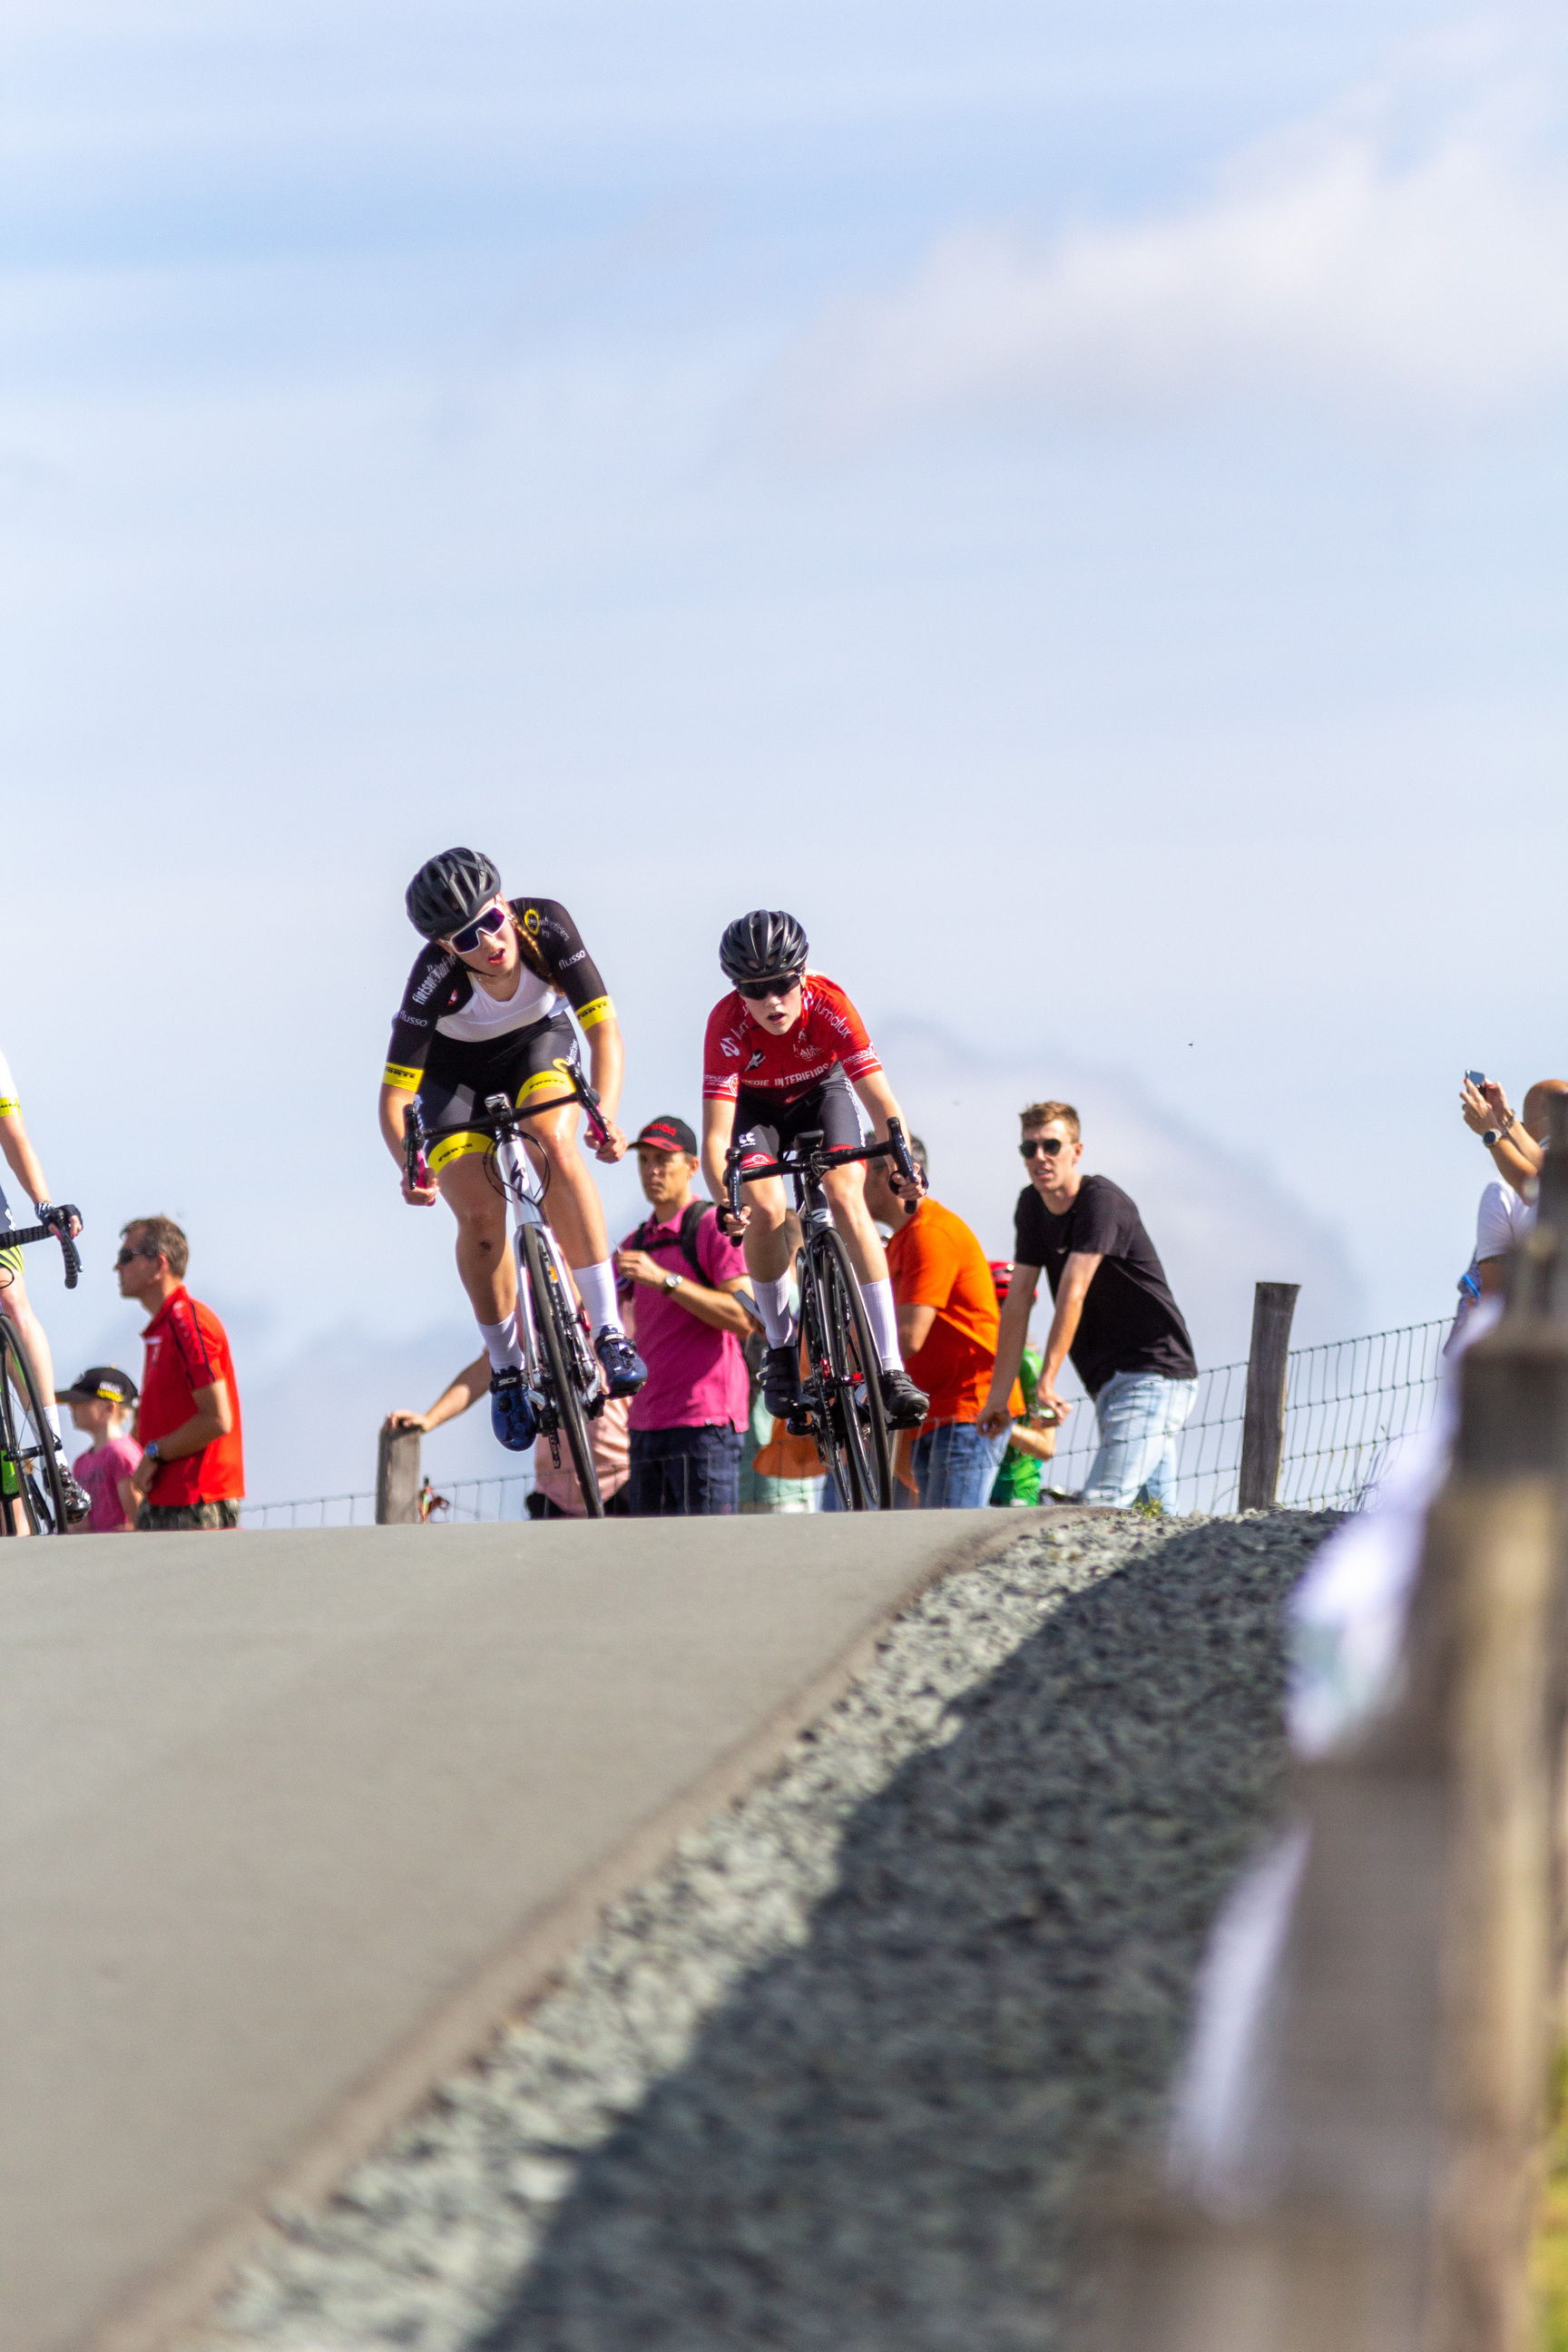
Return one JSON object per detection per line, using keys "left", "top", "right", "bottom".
{"left": 238, "top": 1315, "right": 1454, "bottom": 1528}
{"left": 1037, "top": 1315, "right": 1450, "bottom": 1516}
{"left": 240, "top": 1470, "right": 534, "bottom": 1531}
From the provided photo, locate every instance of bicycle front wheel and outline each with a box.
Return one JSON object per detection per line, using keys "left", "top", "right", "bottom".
{"left": 819, "top": 1228, "right": 894, "bottom": 1510}
{"left": 520, "top": 1224, "right": 604, "bottom": 1519}
{"left": 0, "top": 1315, "right": 69, "bottom": 1534}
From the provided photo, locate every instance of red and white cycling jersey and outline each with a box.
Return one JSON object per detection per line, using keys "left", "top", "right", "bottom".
{"left": 701, "top": 974, "right": 883, "bottom": 1106}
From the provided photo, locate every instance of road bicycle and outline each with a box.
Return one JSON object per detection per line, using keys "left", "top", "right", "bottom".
{"left": 0, "top": 1215, "right": 83, "bottom": 1537}
{"left": 405, "top": 1070, "right": 610, "bottom": 1519}
{"left": 724, "top": 1118, "right": 921, "bottom": 1513}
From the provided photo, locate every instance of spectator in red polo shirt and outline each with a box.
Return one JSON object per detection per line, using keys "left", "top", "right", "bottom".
{"left": 115, "top": 1215, "right": 245, "bottom": 1531}
{"left": 615, "top": 1114, "right": 757, "bottom": 1514}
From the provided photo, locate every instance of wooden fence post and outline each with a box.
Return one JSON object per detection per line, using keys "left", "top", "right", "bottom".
{"left": 377, "top": 1426, "right": 421, "bottom": 1525}
{"left": 1238, "top": 1281, "right": 1301, "bottom": 1510}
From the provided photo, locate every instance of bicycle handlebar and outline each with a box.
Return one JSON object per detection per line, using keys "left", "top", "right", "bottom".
{"left": 1, "top": 1220, "right": 82, "bottom": 1289}
{"left": 407, "top": 1070, "right": 612, "bottom": 1179}
{"left": 722, "top": 1115, "right": 925, "bottom": 1220}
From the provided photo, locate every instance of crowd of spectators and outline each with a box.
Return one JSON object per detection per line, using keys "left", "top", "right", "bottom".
{"left": 385, "top": 1092, "right": 1199, "bottom": 1520}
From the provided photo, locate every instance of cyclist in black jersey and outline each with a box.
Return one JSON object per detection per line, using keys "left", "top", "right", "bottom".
{"left": 379, "top": 848, "right": 645, "bottom": 1450}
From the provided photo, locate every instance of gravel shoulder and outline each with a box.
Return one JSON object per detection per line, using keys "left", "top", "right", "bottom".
{"left": 201, "top": 1507, "right": 1338, "bottom": 2352}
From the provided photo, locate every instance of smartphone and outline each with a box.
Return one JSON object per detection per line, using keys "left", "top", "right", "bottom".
{"left": 1465, "top": 1070, "right": 1485, "bottom": 1086}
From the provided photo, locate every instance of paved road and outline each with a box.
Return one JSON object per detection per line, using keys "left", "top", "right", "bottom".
{"left": 0, "top": 1510, "right": 1025, "bottom": 2352}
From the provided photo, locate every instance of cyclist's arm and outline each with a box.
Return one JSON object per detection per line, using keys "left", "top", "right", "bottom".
{"left": 385, "top": 1353, "right": 488, "bottom": 1435}
{"left": 979, "top": 1263, "right": 1041, "bottom": 1436}
{"left": 581, "top": 1012, "right": 624, "bottom": 1134}
{"left": 0, "top": 1105, "right": 53, "bottom": 1209}
{"left": 849, "top": 1070, "right": 922, "bottom": 1191}
{"left": 701, "top": 1096, "right": 739, "bottom": 1212}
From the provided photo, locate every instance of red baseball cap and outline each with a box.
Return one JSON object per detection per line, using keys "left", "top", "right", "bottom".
{"left": 635, "top": 1115, "right": 698, "bottom": 1155}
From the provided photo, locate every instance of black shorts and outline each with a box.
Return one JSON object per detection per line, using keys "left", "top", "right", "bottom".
{"left": 419, "top": 1010, "right": 583, "bottom": 1175}
{"left": 733, "top": 1066, "right": 861, "bottom": 1174}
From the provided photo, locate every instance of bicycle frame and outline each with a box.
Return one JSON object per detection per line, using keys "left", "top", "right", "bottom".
{"left": 721, "top": 1117, "right": 919, "bottom": 1233}
{"left": 406, "top": 1071, "right": 611, "bottom": 1452}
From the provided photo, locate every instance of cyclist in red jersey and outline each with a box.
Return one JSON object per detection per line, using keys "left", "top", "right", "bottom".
{"left": 700, "top": 910, "right": 929, "bottom": 1429}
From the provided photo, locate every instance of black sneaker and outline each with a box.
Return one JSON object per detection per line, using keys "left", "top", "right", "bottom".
{"left": 489, "top": 1367, "right": 539, "bottom": 1453}
{"left": 594, "top": 1328, "right": 647, "bottom": 1397}
{"left": 879, "top": 1367, "right": 928, "bottom": 1430}
{"left": 762, "top": 1343, "right": 803, "bottom": 1419}
{"left": 59, "top": 1462, "right": 92, "bottom": 1524}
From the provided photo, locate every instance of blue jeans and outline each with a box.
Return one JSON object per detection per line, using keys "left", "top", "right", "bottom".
{"left": 1081, "top": 1372, "right": 1199, "bottom": 1507}
{"left": 627, "top": 1426, "right": 744, "bottom": 1516}
{"left": 912, "top": 1419, "right": 1011, "bottom": 1510}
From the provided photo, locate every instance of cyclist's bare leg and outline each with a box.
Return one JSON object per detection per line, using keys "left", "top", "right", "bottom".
{"left": 823, "top": 1162, "right": 889, "bottom": 1288}
{"left": 517, "top": 1100, "right": 627, "bottom": 1338}
{"left": 436, "top": 1152, "right": 517, "bottom": 1328}
{"left": 824, "top": 1161, "right": 903, "bottom": 1373}
{"left": 739, "top": 1172, "right": 791, "bottom": 1283}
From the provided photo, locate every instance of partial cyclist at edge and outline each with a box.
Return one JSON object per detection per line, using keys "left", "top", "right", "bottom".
{"left": 0, "top": 1045, "right": 89, "bottom": 1520}
{"left": 379, "top": 848, "right": 646, "bottom": 1451}
{"left": 701, "top": 909, "right": 929, "bottom": 1432}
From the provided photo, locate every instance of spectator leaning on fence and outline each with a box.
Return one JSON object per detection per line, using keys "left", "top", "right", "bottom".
{"left": 116, "top": 1217, "right": 245, "bottom": 1531}
{"left": 385, "top": 1361, "right": 632, "bottom": 1516}
{"left": 979, "top": 1102, "right": 1198, "bottom": 1510}
{"left": 614, "top": 1115, "right": 758, "bottom": 1516}
{"left": 861, "top": 1139, "right": 1017, "bottom": 1508}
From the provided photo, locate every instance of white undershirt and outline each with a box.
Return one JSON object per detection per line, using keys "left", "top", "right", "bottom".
{"left": 436, "top": 962, "right": 561, "bottom": 1044}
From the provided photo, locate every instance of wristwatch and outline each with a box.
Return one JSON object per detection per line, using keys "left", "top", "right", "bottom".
{"left": 662, "top": 1272, "right": 682, "bottom": 1295}
{"left": 143, "top": 1439, "right": 162, "bottom": 1465}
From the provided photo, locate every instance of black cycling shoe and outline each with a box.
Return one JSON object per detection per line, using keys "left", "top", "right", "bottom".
{"left": 489, "top": 1367, "right": 540, "bottom": 1453}
{"left": 762, "top": 1343, "right": 804, "bottom": 1420}
{"left": 594, "top": 1327, "right": 648, "bottom": 1397}
{"left": 59, "top": 1462, "right": 93, "bottom": 1524}
{"left": 879, "top": 1367, "right": 929, "bottom": 1430}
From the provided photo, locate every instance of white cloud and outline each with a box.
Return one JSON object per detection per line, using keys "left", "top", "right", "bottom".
{"left": 783, "top": 18, "right": 1568, "bottom": 440}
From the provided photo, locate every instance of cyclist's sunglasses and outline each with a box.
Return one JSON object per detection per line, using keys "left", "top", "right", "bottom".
{"left": 446, "top": 903, "right": 510, "bottom": 956}
{"left": 737, "top": 974, "right": 804, "bottom": 1001}
{"left": 1019, "top": 1138, "right": 1067, "bottom": 1161}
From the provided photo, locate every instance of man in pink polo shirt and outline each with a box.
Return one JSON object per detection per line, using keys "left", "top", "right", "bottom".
{"left": 615, "top": 1114, "right": 758, "bottom": 1514}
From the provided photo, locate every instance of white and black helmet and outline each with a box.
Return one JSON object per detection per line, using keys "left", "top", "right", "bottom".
{"left": 406, "top": 847, "right": 502, "bottom": 939}
{"left": 719, "top": 909, "right": 808, "bottom": 986}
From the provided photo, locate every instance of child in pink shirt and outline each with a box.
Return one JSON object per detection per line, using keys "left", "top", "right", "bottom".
{"left": 58, "top": 1366, "right": 142, "bottom": 1533}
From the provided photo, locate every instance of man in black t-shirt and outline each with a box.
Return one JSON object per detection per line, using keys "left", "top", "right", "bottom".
{"left": 978, "top": 1099, "right": 1198, "bottom": 1508}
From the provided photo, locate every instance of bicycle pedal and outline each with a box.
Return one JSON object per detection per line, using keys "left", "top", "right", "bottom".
{"left": 784, "top": 1410, "right": 817, "bottom": 1438}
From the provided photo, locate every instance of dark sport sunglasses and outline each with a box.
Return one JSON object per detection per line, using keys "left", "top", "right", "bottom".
{"left": 446, "top": 902, "right": 510, "bottom": 955}
{"left": 737, "top": 974, "right": 803, "bottom": 1001}
{"left": 1019, "top": 1138, "right": 1066, "bottom": 1161}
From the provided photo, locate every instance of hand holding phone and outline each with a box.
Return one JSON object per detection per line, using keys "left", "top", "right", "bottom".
{"left": 1465, "top": 1070, "right": 1485, "bottom": 1087}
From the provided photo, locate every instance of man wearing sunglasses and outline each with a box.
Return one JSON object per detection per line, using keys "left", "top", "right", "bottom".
{"left": 978, "top": 1100, "right": 1197, "bottom": 1509}
{"left": 380, "top": 847, "right": 644, "bottom": 1453}
{"left": 700, "top": 908, "right": 929, "bottom": 1431}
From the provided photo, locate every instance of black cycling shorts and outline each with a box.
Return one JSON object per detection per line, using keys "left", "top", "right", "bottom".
{"left": 733, "top": 1066, "right": 861, "bottom": 1175}
{"left": 420, "top": 1009, "right": 583, "bottom": 1175}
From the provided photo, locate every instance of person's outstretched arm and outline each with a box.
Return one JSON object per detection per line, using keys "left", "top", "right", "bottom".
{"left": 384, "top": 1353, "right": 490, "bottom": 1436}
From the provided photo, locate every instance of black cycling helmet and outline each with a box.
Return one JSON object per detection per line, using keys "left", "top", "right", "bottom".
{"left": 719, "top": 909, "right": 808, "bottom": 986}
{"left": 406, "top": 847, "right": 503, "bottom": 939}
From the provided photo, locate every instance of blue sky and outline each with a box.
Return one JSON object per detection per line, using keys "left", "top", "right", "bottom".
{"left": 4, "top": 1, "right": 1565, "bottom": 1495}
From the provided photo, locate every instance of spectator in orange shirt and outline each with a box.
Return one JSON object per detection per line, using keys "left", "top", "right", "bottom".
{"left": 862, "top": 1141, "right": 1018, "bottom": 1508}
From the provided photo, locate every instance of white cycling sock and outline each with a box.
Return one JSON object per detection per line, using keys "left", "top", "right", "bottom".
{"left": 858, "top": 1277, "right": 901, "bottom": 1372}
{"left": 478, "top": 1315, "right": 524, "bottom": 1375}
{"left": 754, "top": 1273, "right": 797, "bottom": 1350}
{"left": 42, "top": 1401, "right": 64, "bottom": 1449}
{"left": 574, "top": 1259, "right": 622, "bottom": 1337}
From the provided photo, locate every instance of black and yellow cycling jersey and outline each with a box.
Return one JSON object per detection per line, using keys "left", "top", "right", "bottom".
{"left": 416, "top": 1012, "right": 586, "bottom": 1174}
{"left": 382, "top": 897, "right": 613, "bottom": 1097}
